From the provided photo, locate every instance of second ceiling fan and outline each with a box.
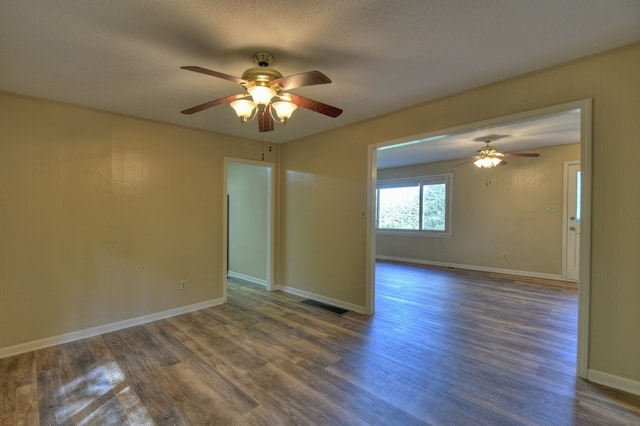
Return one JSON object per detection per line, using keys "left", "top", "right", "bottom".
{"left": 180, "top": 51, "right": 343, "bottom": 132}
{"left": 471, "top": 136, "right": 540, "bottom": 168}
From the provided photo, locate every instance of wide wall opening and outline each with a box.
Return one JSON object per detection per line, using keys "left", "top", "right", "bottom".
{"left": 366, "top": 99, "right": 592, "bottom": 377}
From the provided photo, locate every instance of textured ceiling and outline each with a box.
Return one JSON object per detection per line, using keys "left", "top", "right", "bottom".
{"left": 1, "top": 0, "right": 639, "bottom": 144}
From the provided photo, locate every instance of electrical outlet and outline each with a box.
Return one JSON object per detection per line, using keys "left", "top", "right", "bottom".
{"left": 501, "top": 251, "right": 508, "bottom": 259}
{"left": 179, "top": 280, "right": 187, "bottom": 291}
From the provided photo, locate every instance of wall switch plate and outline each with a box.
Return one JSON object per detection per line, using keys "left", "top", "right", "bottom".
{"left": 545, "top": 206, "right": 558, "bottom": 213}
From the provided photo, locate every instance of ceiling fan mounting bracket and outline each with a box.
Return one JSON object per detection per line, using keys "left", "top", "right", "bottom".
{"left": 253, "top": 51, "right": 273, "bottom": 67}
{"left": 474, "top": 134, "right": 508, "bottom": 143}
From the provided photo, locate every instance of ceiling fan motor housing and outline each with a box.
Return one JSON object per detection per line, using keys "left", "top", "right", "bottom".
{"left": 241, "top": 67, "right": 283, "bottom": 90}
{"left": 477, "top": 145, "right": 501, "bottom": 156}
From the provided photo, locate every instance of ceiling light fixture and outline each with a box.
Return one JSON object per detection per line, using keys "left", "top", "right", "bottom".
{"left": 270, "top": 94, "right": 298, "bottom": 125}
{"left": 229, "top": 66, "right": 296, "bottom": 127}
{"left": 231, "top": 92, "right": 298, "bottom": 127}
{"left": 246, "top": 85, "right": 276, "bottom": 108}
{"left": 473, "top": 154, "right": 504, "bottom": 168}
{"left": 473, "top": 144, "right": 504, "bottom": 168}
{"left": 230, "top": 99, "right": 256, "bottom": 124}
{"left": 470, "top": 136, "right": 540, "bottom": 168}
{"left": 234, "top": 80, "right": 295, "bottom": 127}
{"left": 181, "top": 51, "right": 342, "bottom": 132}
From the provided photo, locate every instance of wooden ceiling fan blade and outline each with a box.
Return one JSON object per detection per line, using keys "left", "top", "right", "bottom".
{"left": 287, "top": 93, "right": 343, "bottom": 118}
{"left": 271, "top": 71, "right": 332, "bottom": 91}
{"left": 503, "top": 152, "right": 540, "bottom": 157}
{"left": 181, "top": 66, "right": 246, "bottom": 85}
{"left": 258, "top": 107, "right": 274, "bottom": 132}
{"left": 181, "top": 94, "right": 248, "bottom": 114}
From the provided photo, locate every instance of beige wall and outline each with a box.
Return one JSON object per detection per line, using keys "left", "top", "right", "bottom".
{"left": 376, "top": 144, "right": 580, "bottom": 276}
{"left": 227, "top": 162, "right": 269, "bottom": 282}
{"left": 0, "top": 91, "right": 278, "bottom": 349}
{"left": 279, "top": 43, "right": 640, "bottom": 382}
{"left": 279, "top": 141, "right": 369, "bottom": 305}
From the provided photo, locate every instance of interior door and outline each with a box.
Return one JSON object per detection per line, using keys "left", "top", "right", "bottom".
{"left": 565, "top": 162, "right": 581, "bottom": 281}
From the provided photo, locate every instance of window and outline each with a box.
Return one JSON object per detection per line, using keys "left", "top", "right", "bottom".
{"left": 376, "top": 174, "right": 451, "bottom": 236}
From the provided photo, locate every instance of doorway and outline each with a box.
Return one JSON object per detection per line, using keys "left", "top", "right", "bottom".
{"left": 366, "top": 99, "right": 592, "bottom": 377}
{"left": 223, "top": 158, "right": 276, "bottom": 301}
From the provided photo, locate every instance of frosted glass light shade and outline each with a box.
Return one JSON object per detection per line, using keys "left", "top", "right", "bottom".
{"left": 272, "top": 101, "right": 297, "bottom": 122}
{"left": 473, "top": 156, "right": 503, "bottom": 168}
{"left": 230, "top": 99, "right": 256, "bottom": 124}
{"left": 247, "top": 85, "right": 276, "bottom": 106}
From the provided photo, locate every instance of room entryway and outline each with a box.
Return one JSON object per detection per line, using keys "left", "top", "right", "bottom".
{"left": 367, "top": 99, "right": 592, "bottom": 377}
{"left": 223, "top": 158, "right": 275, "bottom": 301}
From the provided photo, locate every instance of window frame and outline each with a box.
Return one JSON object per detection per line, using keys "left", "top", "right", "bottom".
{"left": 376, "top": 173, "right": 452, "bottom": 238}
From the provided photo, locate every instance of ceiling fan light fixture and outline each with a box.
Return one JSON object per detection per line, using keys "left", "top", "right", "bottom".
{"left": 473, "top": 155, "right": 503, "bottom": 168}
{"left": 247, "top": 85, "right": 276, "bottom": 107}
{"left": 181, "top": 51, "right": 342, "bottom": 132}
{"left": 466, "top": 136, "right": 539, "bottom": 169}
{"left": 230, "top": 98, "right": 257, "bottom": 124}
{"left": 271, "top": 100, "right": 298, "bottom": 125}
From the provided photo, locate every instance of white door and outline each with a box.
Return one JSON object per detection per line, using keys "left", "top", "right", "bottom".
{"left": 565, "top": 162, "right": 581, "bottom": 281}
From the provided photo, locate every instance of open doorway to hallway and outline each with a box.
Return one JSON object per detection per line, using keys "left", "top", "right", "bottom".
{"left": 223, "top": 158, "right": 276, "bottom": 300}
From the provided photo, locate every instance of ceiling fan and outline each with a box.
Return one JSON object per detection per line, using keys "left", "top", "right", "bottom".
{"left": 471, "top": 136, "right": 540, "bottom": 168}
{"left": 180, "top": 51, "right": 343, "bottom": 132}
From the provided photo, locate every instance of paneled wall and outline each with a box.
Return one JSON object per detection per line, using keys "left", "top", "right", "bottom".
{"left": 0, "top": 92, "right": 277, "bottom": 350}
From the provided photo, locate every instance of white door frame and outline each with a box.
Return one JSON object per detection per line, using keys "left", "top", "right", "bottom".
{"left": 223, "top": 157, "right": 276, "bottom": 302}
{"left": 366, "top": 98, "right": 592, "bottom": 378}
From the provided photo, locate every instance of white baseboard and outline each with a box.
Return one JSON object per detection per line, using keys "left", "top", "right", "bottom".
{"left": 275, "top": 285, "right": 367, "bottom": 314}
{"left": 376, "top": 255, "right": 566, "bottom": 281}
{"left": 0, "top": 298, "right": 224, "bottom": 360}
{"left": 588, "top": 369, "right": 640, "bottom": 396}
{"left": 227, "top": 271, "right": 267, "bottom": 286}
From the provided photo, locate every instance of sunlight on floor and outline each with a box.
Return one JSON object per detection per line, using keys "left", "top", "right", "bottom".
{"left": 57, "top": 362, "right": 153, "bottom": 424}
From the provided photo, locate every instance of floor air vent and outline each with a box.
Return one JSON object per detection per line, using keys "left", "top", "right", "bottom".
{"left": 301, "top": 299, "right": 350, "bottom": 315}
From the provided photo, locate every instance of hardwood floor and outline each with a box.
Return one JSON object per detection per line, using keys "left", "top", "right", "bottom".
{"left": 2, "top": 261, "right": 640, "bottom": 425}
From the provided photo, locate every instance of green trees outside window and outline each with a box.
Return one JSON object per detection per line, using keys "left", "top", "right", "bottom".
{"left": 376, "top": 175, "right": 451, "bottom": 235}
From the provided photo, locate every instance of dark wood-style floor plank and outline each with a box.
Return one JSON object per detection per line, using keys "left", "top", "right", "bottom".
{"left": 0, "top": 352, "right": 38, "bottom": 425}
{"left": 101, "top": 327, "right": 188, "bottom": 425}
{"left": 1, "top": 261, "right": 639, "bottom": 425}
{"left": 36, "top": 346, "right": 78, "bottom": 426}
